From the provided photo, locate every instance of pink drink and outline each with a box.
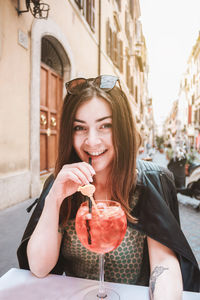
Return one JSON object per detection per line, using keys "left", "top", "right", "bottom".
{"left": 75, "top": 201, "right": 127, "bottom": 254}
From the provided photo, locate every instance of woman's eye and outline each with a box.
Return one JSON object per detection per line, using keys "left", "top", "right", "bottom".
{"left": 101, "top": 123, "right": 112, "bottom": 129}
{"left": 74, "top": 125, "right": 85, "bottom": 131}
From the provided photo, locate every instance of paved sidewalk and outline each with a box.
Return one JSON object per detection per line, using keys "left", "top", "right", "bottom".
{"left": 179, "top": 203, "right": 200, "bottom": 267}
{"left": 0, "top": 198, "right": 34, "bottom": 276}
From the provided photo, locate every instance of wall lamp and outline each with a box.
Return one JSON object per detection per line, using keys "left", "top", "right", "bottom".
{"left": 16, "top": 0, "right": 50, "bottom": 19}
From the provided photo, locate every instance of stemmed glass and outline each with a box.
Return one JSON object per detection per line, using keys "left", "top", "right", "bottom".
{"left": 75, "top": 200, "right": 127, "bottom": 300}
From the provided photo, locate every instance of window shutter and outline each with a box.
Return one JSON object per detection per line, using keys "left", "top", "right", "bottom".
{"left": 135, "top": 86, "right": 138, "bottom": 103}
{"left": 126, "top": 60, "right": 130, "bottom": 88}
{"left": 113, "top": 32, "right": 118, "bottom": 65}
{"left": 130, "top": 76, "right": 134, "bottom": 95}
{"left": 119, "top": 40, "right": 123, "bottom": 73}
{"left": 111, "top": 30, "right": 114, "bottom": 62}
{"left": 86, "top": 0, "right": 90, "bottom": 24}
{"left": 129, "top": 0, "right": 134, "bottom": 19}
{"left": 106, "top": 20, "right": 111, "bottom": 57}
{"left": 75, "top": 0, "right": 83, "bottom": 9}
{"left": 91, "top": 0, "right": 95, "bottom": 32}
{"left": 83, "top": 0, "right": 86, "bottom": 17}
{"left": 198, "top": 108, "right": 200, "bottom": 125}
{"left": 188, "top": 105, "right": 192, "bottom": 124}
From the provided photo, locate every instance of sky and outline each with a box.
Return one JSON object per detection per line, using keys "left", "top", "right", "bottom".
{"left": 140, "top": 0, "right": 200, "bottom": 128}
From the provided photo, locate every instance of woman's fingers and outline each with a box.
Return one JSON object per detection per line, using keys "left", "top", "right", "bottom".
{"left": 63, "top": 168, "right": 90, "bottom": 186}
{"left": 62, "top": 162, "right": 95, "bottom": 184}
{"left": 50, "top": 162, "right": 96, "bottom": 201}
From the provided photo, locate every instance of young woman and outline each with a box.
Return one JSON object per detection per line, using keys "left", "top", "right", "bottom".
{"left": 17, "top": 75, "right": 200, "bottom": 299}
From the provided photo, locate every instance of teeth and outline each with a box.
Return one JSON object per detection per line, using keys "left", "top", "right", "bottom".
{"left": 87, "top": 150, "right": 106, "bottom": 156}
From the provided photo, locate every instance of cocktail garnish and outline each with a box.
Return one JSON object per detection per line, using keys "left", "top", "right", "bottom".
{"left": 78, "top": 184, "right": 100, "bottom": 216}
{"left": 78, "top": 184, "right": 95, "bottom": 196}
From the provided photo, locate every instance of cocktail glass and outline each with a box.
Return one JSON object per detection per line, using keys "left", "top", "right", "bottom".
{"left": 75, "top": 200, "right": 127, "bottom": 300}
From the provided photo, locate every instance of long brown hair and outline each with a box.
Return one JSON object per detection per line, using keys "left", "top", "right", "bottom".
{"left": 55, "top": 81, "right": 141, "bottom": 224}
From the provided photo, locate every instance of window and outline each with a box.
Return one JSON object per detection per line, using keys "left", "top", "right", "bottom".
{"left": 193, "top": 74, "right": 195, "bottom": 84}
{"left": 75, "top": 0, "right": 83, "bottom": 9}
{"left": 130, "top": 76, "right": 134, "bottom": 95}
{"left": 115, "top": 0, "right": 121, "bottom": 11}
{"left": 83, "top": 0, "right": 95, "bottom": 32}
{"left": 194, "top": 110, "right": 198, "bottom": 123}
{"left": 113, "top": 31, "right": 118, "bottom": 66}
{"left": 184, "top": 78, "right": 187, "bottom": 87}
{"left": 192, "top": 94, "right": 195, "bottom": 105}
{"left": 135, "top": 86, "right": 138, "bottom": 103}
{"left": 41, "top": 37, "right": 63, "bottom": 76}
{"left": 119, "top": 40, "right": 123, "bottom": 73}
{"left": 125, "top": 11, "right": 129, "bottom": 40}
{"left": 188, "top": 105, "right": 192, "bottom": 124}
{"left": 126, "top": 60, "right": 130, "bottom": 89}
{"left": 106, "top": 21, "right": 111, "bottom": 57}
{"left": 199, "top": 108, "right": 200, "bottom": 125}
{"left": 129, "top": 0, "right": 134, "bottom": 19}
{"left": 106, "top": 19, "right": 123, "bottom": 72}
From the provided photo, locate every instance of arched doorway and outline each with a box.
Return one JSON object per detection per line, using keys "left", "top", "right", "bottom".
{"left": 40, "top": 36, "right": 68, "bottom": 175}
{"left": 30, "top": 19, "right": 76, "bottom": 197}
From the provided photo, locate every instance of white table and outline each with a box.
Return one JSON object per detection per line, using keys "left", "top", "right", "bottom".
{"left": 0, "top": 268, "right": 199, "bottom": 299}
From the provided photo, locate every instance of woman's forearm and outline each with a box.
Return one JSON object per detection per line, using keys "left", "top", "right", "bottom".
{"left": 27, "top": 195, "right": 62, "bottom": 277}
{"left": 149, "top": 263, "right": 183, "bottom": 300}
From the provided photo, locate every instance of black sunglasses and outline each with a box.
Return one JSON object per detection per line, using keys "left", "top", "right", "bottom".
{"left": 65, "top": 75, "right": 121, "bottom": 95}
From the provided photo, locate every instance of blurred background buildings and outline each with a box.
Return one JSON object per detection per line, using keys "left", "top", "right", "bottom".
{"left": 0, "top": 0, "right": 155, "bottom": 209}
{"left": 163, "top": 32, "right": 200, "bottom": 152}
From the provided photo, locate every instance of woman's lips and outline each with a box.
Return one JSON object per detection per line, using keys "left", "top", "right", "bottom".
{"left": 84, "top": 149, "right": 107, "bottom": 157}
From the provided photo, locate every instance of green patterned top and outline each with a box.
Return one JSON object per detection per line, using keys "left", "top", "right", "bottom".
{"left": 61, "top": 190, "right": 147, "bottom": 285}
{"left": 61, "top": 219, "right": 146, "bottom": 284}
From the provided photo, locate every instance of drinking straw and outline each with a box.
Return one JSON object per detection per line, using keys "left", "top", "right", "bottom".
{"left": 87, "top": 157, "right": 92, "bottom": 245}
{"left": 88, "top": 157, "right": 92, "bottom": 213}
{"left": 86, "top": 219, "right": 92, "bottom": 245}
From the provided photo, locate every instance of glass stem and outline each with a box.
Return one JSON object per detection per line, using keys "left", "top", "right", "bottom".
{"left": 98, "top": 253, "right": 106, "bottom": 298}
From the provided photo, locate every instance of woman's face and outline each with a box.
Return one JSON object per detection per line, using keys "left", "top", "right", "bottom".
{"left": 73, "top": 96, "right": 115, "bottom": 176}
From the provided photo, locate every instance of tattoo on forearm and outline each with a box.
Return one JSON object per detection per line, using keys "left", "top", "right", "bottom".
{"left": 149, "top": 266, "right": 169, "bottom": 299}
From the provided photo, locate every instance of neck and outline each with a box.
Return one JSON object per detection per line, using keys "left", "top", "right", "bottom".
{"left": 93, "top": 171, "right": 111, "bottom": 200}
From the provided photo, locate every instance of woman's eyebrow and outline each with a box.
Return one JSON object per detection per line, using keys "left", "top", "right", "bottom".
{"left": 74, "top": 116, "right": 112, "bottom": 123}
{"left": 96, "top": 116, "right": 112, "bottom": 122}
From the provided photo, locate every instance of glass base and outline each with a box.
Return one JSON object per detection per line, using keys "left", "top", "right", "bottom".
{"left": 70, "top": 285, "right": 120, "bottom": 300}
{"left": 83, "top": 287, "right": 120, "bottom": 300}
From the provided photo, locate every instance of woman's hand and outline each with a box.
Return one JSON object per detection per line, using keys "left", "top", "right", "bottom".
{"left": 47, "top": 162, "right": 96, "bottom": 207}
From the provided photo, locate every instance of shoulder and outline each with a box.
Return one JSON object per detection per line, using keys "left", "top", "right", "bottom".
{"left": 43, "top": 173, "right": 55, "bottom": 189}
{"left": 136, "top": 159, "right": 174, "bottom": 185}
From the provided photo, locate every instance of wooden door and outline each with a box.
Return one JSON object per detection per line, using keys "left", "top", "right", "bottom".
{"left": 40, "top": 63, "right": 63, "bottom": 175}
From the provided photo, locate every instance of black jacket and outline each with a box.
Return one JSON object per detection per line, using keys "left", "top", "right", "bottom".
{"left": 17, "top": 160, "right": 200, "bottom": 292}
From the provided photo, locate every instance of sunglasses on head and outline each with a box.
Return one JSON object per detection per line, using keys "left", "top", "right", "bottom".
{"left": 65, "top": 75, "right": 121, "bottom": 95}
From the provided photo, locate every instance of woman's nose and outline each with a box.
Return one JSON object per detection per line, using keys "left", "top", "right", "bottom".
{"left": 84, "top": 129, "right": 101, "bottom": 146}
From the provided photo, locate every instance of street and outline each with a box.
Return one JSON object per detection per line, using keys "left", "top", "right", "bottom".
{"left": 0, "top": 151, "right": 199, "bottom": 278}
{"left": 179, "top": 203, "right": 200, "bottom": 266}
{"left": 146, "top": 150, "right": 200, "bottom": 266}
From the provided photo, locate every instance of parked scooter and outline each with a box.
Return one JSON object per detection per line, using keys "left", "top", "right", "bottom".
{"left": 167, "top": 145, "right": 200, "bottom": 201}
{"left": 167, "top": 157, "right": 187, "bottom": 191}
{"left": 179, "top": 165, "right": 200, "bottom": 200}
{"left": 187, "top": 161, "right": 200, "bottom": 177}
{"left": 167, "top": 146, "right": 187, "bottom": 190}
